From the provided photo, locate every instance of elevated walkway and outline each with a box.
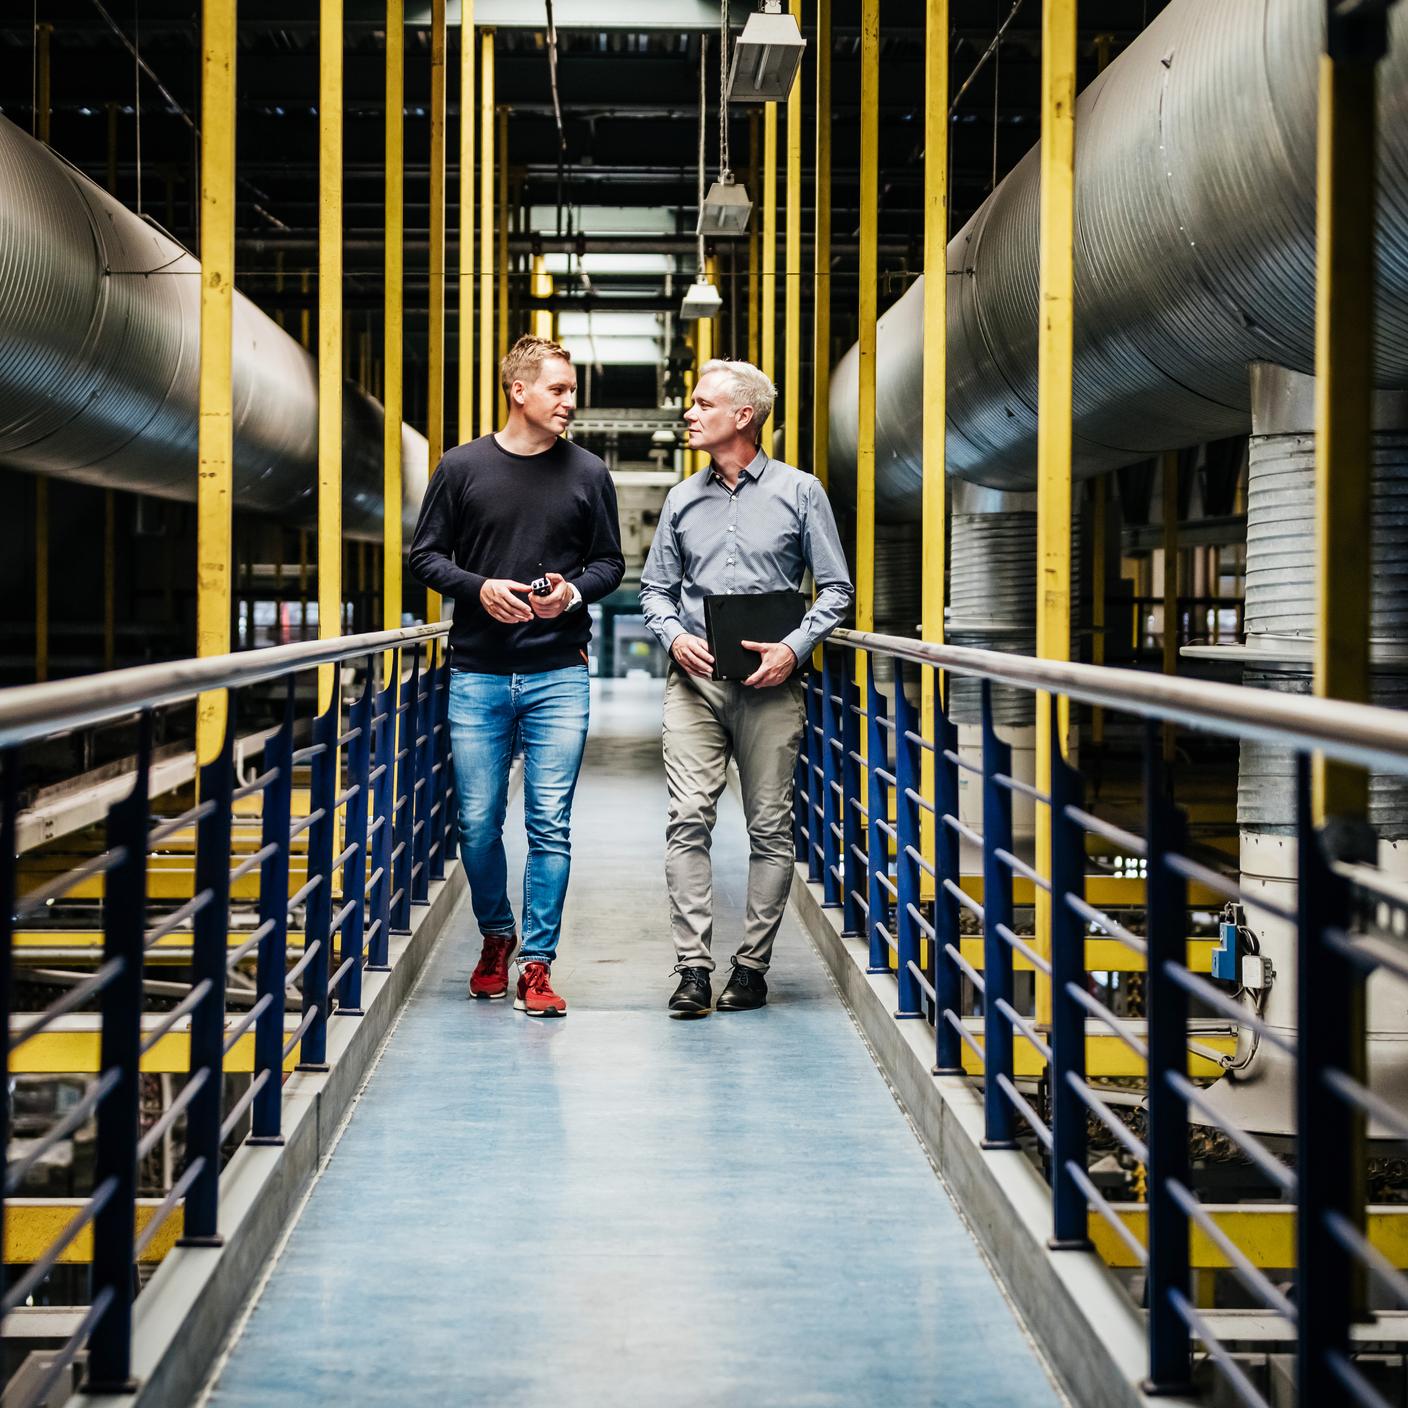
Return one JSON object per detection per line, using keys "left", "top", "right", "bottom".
{"left": 202, "top": 680, "right": 1061, "bottom": 1407}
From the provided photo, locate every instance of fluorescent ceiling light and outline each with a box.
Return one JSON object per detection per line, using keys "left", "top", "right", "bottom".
{"left": 698, "top": 175, "right": 752, "bottom": 236}
{"left": 726, "top": 5, "right": 806, "bottom": 104}
{"left": 680, "top": 276, "right": 723, "bottom": 321}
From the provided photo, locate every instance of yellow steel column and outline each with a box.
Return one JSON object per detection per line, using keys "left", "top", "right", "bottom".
{"left": 761, "top": 101, "right": 778, "bottom": 443}
{"left": 920, "top": 0, "right": 949, "bottom": 873}
{"left": 478, "top": 30, "right": 495, "bottom": 435}
{"left": 813, "top": 0, "right": 831, "bottom": 490}
{"left": 1033, "top": 0, "right": 1076, "bottom": 1023}
{"left": 458, "top": 2, "right": 476, "bottom": 444}
{"left": 424, "top": 0, "right": 447, "bottom": 629}
{"left": 384, "top": 0, "right": 404, "bottom": 662}
{"left": 532, "top": 254, "right": 553, "bottom": 339}
{"left": 784, "top": 0, "right": 803, "bottom": 467}
{"left": 856, "top": 0, "right": 878, "bottom": 645}
{"left": 317, "top": 0, "right": 344, "bottom": 708}
{"left": 195, "top": 0, "right": 237, "bottom": 758}
{"left": 748, "top": 112, "right": 761, "bottom": 368}
{"left": 497, "top": 108, "right": 509, "bottom": 357}
{"left": 1314, "top": 19, "right": 1379, "bottom": 823}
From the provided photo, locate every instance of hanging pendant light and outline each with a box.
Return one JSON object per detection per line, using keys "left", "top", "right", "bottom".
{"left": 683, "top": 32, "right": 723, "bottom": 320}
{"left": 726, "top": 0, "right": 805, "bottom": 104}
{"left": 699, "top": 0, "right": 752, "bottom": 235}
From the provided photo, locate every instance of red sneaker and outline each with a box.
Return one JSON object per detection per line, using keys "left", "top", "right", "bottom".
{"left": 514, "top": 962, "right": 567, "bottom": 1018}
{"left": 468, "top": 933, "right": 516, "bottom": 1000}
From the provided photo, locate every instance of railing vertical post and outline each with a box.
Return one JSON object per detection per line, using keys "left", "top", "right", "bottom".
{"left": 805, "top": 672, "right": 824, "bottom": 883}
{"left": 865, "top": 654, "right": 890, "bottom": 974}
{"left": 391, "top": 647, "right": 417, "bottom": 933}
{"left": 841, "top": 656, "right": 864, "bottom": 936}
{"left": 980, "top": 680, "right": 1017, "bottom": 1148}
{"left": 180, "top": 697, "right": 236, "bottom": 1246}
{"left": 366, "top": 661, "right": 397, "bottom": 970}
{"left": 428, "top": 654, "right": 449, "bottom": 883}
{"left": 86, "top": 713, "right": 152, "bottom": 1393}
{"left": 438, "top": 654, "right": 456, "bottom": 874}
{"left": 0, "top": 749, "right": 15, "bottom": 1296}
{"left": 1296, "top": 753, "right": 1370, "bottom": 1403}
{"left": 1142, "top": 721, "right": 1194, "bottom": 1395}
{"left": 336, "top": 663, "right": 374, "bottom": 1015}
{"left": 411, "top": 646, "right": 431, "bottom": 907}
{"left": 820, "top": 650, "right": 843, "bottom": 908}
{"left": 1048, "top": 696, "right": 1092, "bottom": 1249}
{"left": 299, "top": 692, "right": 338, "bottom": 1069}
{"left": 252, "top": 684, "right": 295, "bottom": 1143}
{"left": 893, "top": 659, "right": 922, "bottom": 1017}
{"left": 932, "top": 678, "right": 963, "bottom": 1075}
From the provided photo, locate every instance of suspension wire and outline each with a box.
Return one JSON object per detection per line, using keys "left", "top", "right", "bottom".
{"left": 949, "top": 0, "right": 1027, "bottom": 118}
{"left": 991, "top": 0, "right": 1000, "bottom": 191}
{"left": 719, "top": 0, "right": 731, "bottom": 179}
{"left": 31, "top": 0, "right": 37, "bottom": 137}
{"left": 134, "top": 0, "right": 142, "bottom": 214}
{"left": 697, "top": 33, "right": 708, "bottom": 276}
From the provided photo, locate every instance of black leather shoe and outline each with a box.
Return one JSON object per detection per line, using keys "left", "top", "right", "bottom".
{"left": 669, "top": 966, "right": 712, "bottom": 1018}
{"left": 716, "top": 960, "right": 768, "bottom": 1011}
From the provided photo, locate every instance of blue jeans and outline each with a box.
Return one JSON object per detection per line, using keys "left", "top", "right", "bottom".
{"left": 448, "top": 665, "right": 590, "bottom": 967}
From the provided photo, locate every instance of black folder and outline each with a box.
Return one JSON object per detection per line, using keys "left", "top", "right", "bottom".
{"left": 703, "top": 591, "right": 808, "bottom": 681}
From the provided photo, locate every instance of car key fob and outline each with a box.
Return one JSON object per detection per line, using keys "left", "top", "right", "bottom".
{"left": 531, "top": 576, "right": 553, "bottom": 597}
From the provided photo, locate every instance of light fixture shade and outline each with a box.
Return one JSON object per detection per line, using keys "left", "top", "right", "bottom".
{"left": 726, "top": 9, "right": 806, "bottom": 104}
{"left": 698, "top": 176, "right": 753, "bottom": 235}
{"left": 680, "top": 277, "right": 723, "bottom": 321}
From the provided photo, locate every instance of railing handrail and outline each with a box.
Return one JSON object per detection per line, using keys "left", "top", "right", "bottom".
{"left": 0, "top": 623, "right": 449, "bottom": 750}
{"left": 833, "top": 628, "right": 1408, "bottom": 773}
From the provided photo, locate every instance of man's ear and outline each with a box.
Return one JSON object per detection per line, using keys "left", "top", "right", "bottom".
{"left": 735, "top": 404, "right": 755, "bottom": 433}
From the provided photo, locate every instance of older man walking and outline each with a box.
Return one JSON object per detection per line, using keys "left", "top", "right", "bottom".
{"left": 640, "top": 359, "right": 853, "bottom": 1017}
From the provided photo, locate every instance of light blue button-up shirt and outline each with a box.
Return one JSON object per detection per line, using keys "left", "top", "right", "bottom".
{"left": 640, "top": 451, "right": 854, "bottom": 664}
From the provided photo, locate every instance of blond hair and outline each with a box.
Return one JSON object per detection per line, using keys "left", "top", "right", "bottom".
{"left": 499, "top": 334, "right": 572, "bottom": 397}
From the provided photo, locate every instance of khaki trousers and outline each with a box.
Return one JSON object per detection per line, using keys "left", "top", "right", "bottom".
{"left": 662, "top": 666, "right": 806, "bottom": 972}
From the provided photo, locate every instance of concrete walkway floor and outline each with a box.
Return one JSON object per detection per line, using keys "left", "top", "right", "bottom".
{"left": 205, "top": 678, "right": 1063, "bottom": 1408}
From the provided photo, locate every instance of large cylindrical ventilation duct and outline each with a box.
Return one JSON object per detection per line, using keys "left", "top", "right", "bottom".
{"left": 0, "top": 113, "right": 427, "bottom": 541}
{"left": 827, "top": 0, "right": 1408, "bottom": 514}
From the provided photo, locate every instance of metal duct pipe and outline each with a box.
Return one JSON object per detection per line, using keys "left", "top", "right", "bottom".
{"left": 0, "top": 114, "right": 427, "bottom": 542}
{"left": 828, "top": 0, "right": 1408, "bottom": 516}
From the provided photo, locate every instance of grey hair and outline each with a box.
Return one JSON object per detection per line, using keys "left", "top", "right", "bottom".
{"left": 699, "top": 358, "right": 776, "bottom": 435}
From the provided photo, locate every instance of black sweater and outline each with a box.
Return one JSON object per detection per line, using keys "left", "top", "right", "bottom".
{"left": 409, "top": 434, "right": 625, "bottom": 674}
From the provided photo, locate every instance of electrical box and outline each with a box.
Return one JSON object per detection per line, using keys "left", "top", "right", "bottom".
{"left": 1242, "top": 954, "right": 1273, "bottom": 991}
{"left": 1212, "top": 920, "right": 1239, "bottom": 982}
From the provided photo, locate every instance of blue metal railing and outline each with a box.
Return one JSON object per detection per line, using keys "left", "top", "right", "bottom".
{"left": 0, "top": 623, "right": 453, "bottom": 1400}
{"left": 793, "top": 629, "right": 1408, "bottom": 1407}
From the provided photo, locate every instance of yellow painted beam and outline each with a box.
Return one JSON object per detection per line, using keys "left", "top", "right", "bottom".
{"left": 783, "top": 0, "right": 803, "bottom": 467}
{"left": 812, "top": 0, "right": 831, "bottom": 491}
{"left": 424, "top": 0, "right": 447, "bottom": 630}
{"left": 9, "top": 1023, "right": 302, "bottom": 1076}
{"left": 856, "top": 0, "right": 878, "bottom": 649}
{"left": 1033, "top": 0, "right": 1077, "bottom": 1028}
{"left": 458, "top": 1, "right": 476, "bottom": 442}
{"left": 12, "top": 930, "right": 308, "bottom": 957}
{"left": 958, "top": 936, "right": 1217, "bottom": 975}
{"left": 1092, "top": 1207, "right": 1408, "bottom": 1273}
{"left": 761, "top": 101, "right": 778, "bottom": 443}
{"left": 748, "top": 112, "right": 761, "bottom": 369}
{"left": 318, "top": 0, "right": 345, "bottom": 712}
{"left": 1313, "top": 46, "right": 1376, "bottom": 823}
{"left": 496, "top": 107, "right": 509, "bottom": 358}
{"left": 384, "top": 0, "right": 405, "bottom": 673}
{"left": 6, "top": 1201, "right": 185, "bottom": 1266}
{"left": 920, "top": 0, "right": 949, "bottom": 865}
{"left": 531, "top": 254, "right": 553, "bottom": 340}
{"left": 196, "top": 0, "right": 239, "bottom": 763}
{"left": 478, "top": 29, "right": 496, "bottom": 436}
{"left": 957, "top": 1025, "right": 1232, "bottom": 1080}
{"left": 20, "top": 855, "right": 343, "bottom": 903}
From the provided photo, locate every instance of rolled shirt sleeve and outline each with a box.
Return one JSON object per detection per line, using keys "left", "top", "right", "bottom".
{"left": 780, "top": 477, "right": 854, "bottom": 663}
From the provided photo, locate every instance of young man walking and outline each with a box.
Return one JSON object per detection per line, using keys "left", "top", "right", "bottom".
{"left": 410, "top": 335, "right": 624, "bottom": 1017}
{"left": 640, "top": 359, "right": 853, "bottom": 1017}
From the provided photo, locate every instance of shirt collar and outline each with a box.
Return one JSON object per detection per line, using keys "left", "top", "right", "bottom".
{"left": 708, "top": 448, "right": 769, "bottom": 488}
